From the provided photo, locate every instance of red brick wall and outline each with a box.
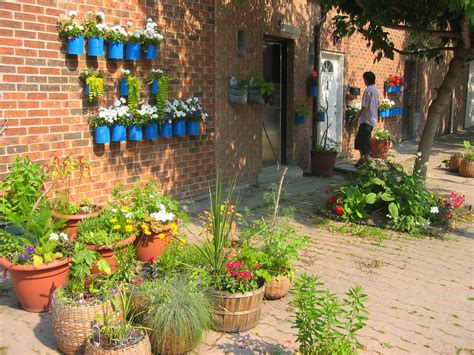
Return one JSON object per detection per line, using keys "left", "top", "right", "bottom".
{"left": 0, "top": 0, "right": 216, "bottom": 201}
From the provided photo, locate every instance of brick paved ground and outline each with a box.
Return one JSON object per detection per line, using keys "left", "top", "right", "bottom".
{"left": 1, "top": 133, "right": 473, "bottom": 354}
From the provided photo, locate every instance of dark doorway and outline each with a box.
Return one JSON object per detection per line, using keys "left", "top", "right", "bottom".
{"left": 262, "top": 39, "right": 288, "bottom": 167}
{"left": 402, "top": 61, "right": 415, "bottom": 140}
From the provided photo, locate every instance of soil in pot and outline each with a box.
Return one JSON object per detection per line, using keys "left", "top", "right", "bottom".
{"left": 52, "top": 206, "right": 102, "bottom": 240}
{"left": 370, "top": 139, "right": 390, "bottom": 159}
{"left": 264, "top": 274, "right": 291, "bottom": 300}
{"left": 1, "top": 257, "right": 71, "bottom": 312}
{"left": 84, "top": 331, "right": 151, "bottom": 355}
{"left": 87, "top": 234, "right": 136, "bottom": 274}
{"left": 134, "top": 227, "right": 172, "bottom": 262}
{"left": 311, "top": 151, "right": 338, "bottom": 177}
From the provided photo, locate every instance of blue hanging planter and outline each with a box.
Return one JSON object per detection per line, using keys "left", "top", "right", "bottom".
{"left": 309, "top": 85, "right": 318, "bottom": 97}
{"left": 379, "top": 109, "right": 390, "bottom": 118}
{"left": 85, "top": 83, "right": 90, "bottom": 97}
{"left": 120, "top": 79, "right": 129, "bottom": 96}
{"left": 151, "top": 80, "right": 159, "bottom": 95}
{"left": 67, "top": 36, "right": 84, "bottom": 55}
{"left": 144, "top": 123, "right": 159, "bottom": 139}
{"left": 128, "top": 125, "right": 143, "bottom": 141}
{"left": 111, "top": 124, "right": 126, "bottom": 142}
{"left": 172, "top": 120, "right": 186, "bottom": 136}
{"left": 161, "top": 122, "right": 173, "bottom": 137}
{"left": 87, "top": 37, "right": 104, "bottom": 56}
{"left": 108, "top": 41, "right": 124, "bottom": 59}
{"left": 94, "top": 126, "right": 110, "bottom": 144}
{"left": 187, "top": 121, "right": 201, "bottom": 135}
{"left": 295, "top": 115, "right": 305, "bottom": 125}
{"left": 384, "top": 84, "right": 401, "bottom": 93}
{"left": 125, "top": 43, "right": 141, "bottom": 60}
{"left": 145, "top": 44, "right": 158, "bottom": 59}
{"left": 318, "top": 112, "right": 326, "bottom": 122}
{"left": 391, "top": 107, "right": 402, "bottom": 116}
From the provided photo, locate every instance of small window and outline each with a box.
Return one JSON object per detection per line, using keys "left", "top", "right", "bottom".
{"left": 322, "top": 60, "right": 334, "bottom": 73}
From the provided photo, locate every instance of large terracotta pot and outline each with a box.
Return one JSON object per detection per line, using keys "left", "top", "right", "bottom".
{"left": 134, "top": 226, "right": 172, "bottom": 262}
{"left": 459, "top": 159, "right": 474, "bottom": 178}
{"left": 311, "top": 150, "right": 338, "bottom": 177}
{"left": 370, "top": 138, "right": 390, "bottom": 159}
{"left": 87, "top": 234, "right": 136, "bottom": 274}
{"left": 52, "top": 209, "right": 101, "bottom": 240}
{"left": 0, "top": 257, "right": 71, "bottom": 312}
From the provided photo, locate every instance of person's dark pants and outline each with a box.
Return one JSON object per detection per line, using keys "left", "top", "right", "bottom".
{"left": 354, "top": 123, "right": 373, "bottom": 156}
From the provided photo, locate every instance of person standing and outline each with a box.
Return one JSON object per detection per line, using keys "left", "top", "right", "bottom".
{"left": 354, "top": 71, "right": 379, "bottom": 167}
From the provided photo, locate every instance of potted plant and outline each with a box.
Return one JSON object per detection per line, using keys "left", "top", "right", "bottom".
{"left": 145, "top": 68, "right": 166, "bottom": 95}
{"left": 58, "top": 11, "right": 85, "bottom": 55}
{"left": 125, "top": 21, "right": 142, "bottom": 60}
{"left": 135, "top": 104, "right": 159, "bottom": 140}
{"left": 459, "top": 140, "right": 474, "bottom": 178}
{"left": 120, "top": 70, "right": 142, "bottom": 109}
{"left": 110, "top": 98, "right": 130, "bottom": 142}
{"left": 295, "top": 104, "right": 309, "bottom": 125}
{"left": 0, "top": 157, "right": 73, "bottom": 312}
{"left": 131, "top": 275, "right": 213, "bottom": 354}
{"left": 311, "top": 122, "right": 338, "bottom": 177}
{"left": 384, "top": 74, "right": 403, "bottom": 93}
{"left": 80, "top": 68, "right": 105, "bottom": 102}
{"left": 51, "top": 243, "right": 114, "bottom": 355}
{"left": 370, "top": 129, "right": 394, "bottom": 159}
{"left": 445, "top": 153, "right": 463, "bottom": 172}
{"left": 379, "top": 99, "right": 395, "bottom": 118}
{"left": 47, "top": 156, "right": 101, "bottom": 239}
{"left": 345, "top": 103, "right": 361, "bottom": 125}
{"left": 83, "top": 11, "right": 107, "bottom": 56}
{"left": 185, "top": 97, "right": 208, "bottom": 135}
{"left": 127, "top": 108, "right": 148, "bottom": 142}
{"left": 308, "top": 70, "right": 318, "bottom": 97}
{"left": 90, "top": 106, "right": 115, "bottom": 144}
{"left": 318, "top": 104, "right": 327, "bottom": 122}
{"left": 228, "top": 77, "right": 248, "bottom": 104}
{"left": 141, "top": 19, "right": 164, "bottom": 60}
{"left": 106, "top": 25, "right": 127, "bottom": 59}
{"left": 248, "top": 77, "right": 274, "bottom": 105}
{"left": 166, "top": 99, "right": 188, "bottom": 136}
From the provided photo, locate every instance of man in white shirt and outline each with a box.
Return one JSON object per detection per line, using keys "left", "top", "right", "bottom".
{"left": 354, "top": 71, "right": 379, "bottom": 167}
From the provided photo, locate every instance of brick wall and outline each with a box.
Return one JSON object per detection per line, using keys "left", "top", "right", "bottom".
{"left": 0, "top": 0, "right": 216, "bottom": 201}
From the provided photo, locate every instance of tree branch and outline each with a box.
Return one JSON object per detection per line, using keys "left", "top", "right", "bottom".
{"left": 382, "top": 24, "right": 461, "bottom": 39}
{"left": 390, "top": 45, "right": 456, "bottom": 55}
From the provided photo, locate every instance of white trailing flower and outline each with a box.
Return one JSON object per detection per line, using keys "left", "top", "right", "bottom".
{"left": 150, "top": 204, "right": 175, "bottom": 223}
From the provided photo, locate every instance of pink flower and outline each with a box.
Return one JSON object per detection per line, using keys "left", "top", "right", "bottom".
{"left": 311, "top": 70, "right": 318, "bottom": 77}
{"left": 148, "top": 256, "right": 155, "bottom": 262}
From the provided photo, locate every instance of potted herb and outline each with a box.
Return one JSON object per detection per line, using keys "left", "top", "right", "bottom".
{"left": 80, "top": 68, "right": 105, "bottom": 102}
{"left": 295, "top": 104, "right": 309, "bottom": 125}
{"left": 125, "top": 21, "right": 142, "bottom": 60}
{"left": 135, "top": 104, "right": 160, "bottom": 140}
{"left": 345, "top": 103, "right": 361, "bottom": 124}
{"left": 248, "top": 77, "right": 274, "bottom": 105}
{"left": 308, "top": 70, "right": 318, "bottom": 97}
{"left": 228, "top": 77, "right": 248, "bottom": 104}
{"left": 58, "top": 11, "right": 85, "bottom": 55}
{"left": 185, "top": 97, "right": 208, "bottom": 135}
{"left": 106, "top": 25, "right": 127, "bottom": 59}
{"left": 459, "top": 140, "right": 474, "bottom": 178}
{"left": 370, "top": 129, "right": 394, "bottom": 159}
{"left": 384, "top": 74, "right": 403, "bottom": 93}
{"left": 0, "top": 157, "right": 73, "bottom": 312}
{"left": 379, "top": 99, "right": 395, "bottom": 118}
{"left": 311, "top": 118, "right": 338, "bottom": 176}
{"left": 166, "top": 99, "right": 188, "bottom": 136}
{"left": 83, "top": 11, "right": 107, "bottom": 56}
{"left": 141, "top": 19, "right": 164, "bottom": 60}
{"left": 110, "top": 98, "right": 130, "bottom": 142}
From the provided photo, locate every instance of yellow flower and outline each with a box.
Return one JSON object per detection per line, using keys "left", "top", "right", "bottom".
{"left": 158, "top": 233, "right": 166, "bottom": 239}
{"left": 141, "top": 223, "right": 148, "bottom": 229}
{"left": 125, "top": 225, "right": 133, "bottom": 233}
{"left": 145, "top": 230, "right": 152, "bottom": 235}
{"left": 113, "top": 224, "right": 121, "bottom": 230}
{"left": 169, "top": 222, "right": 177, "bottom": 230}
{"left": 179, "top": 238, "right": 186, "bottom": 246}
{"left": 110, "top": 218, "right": 118, "bottom": 223}
{"left": 121, "top": 206, "right": 129, "bottom": 212}
{"left": 126, "top": 219, "right": 133, "bottom": 224}
{"left": 172, "top": 231, "right": 179, "bottom": 236}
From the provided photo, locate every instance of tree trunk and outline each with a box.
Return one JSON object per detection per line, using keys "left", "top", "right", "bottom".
{"left": 414, "top": 44, "right": 470, "bottom": 179}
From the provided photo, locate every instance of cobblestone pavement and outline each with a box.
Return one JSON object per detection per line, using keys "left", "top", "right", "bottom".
{"left": 1, "top": 132, "right": 473, "bottom": 354}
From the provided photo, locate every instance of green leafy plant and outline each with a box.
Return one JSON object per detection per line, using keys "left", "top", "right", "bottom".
{"left": 126, "top": 75, "right": 141, "bottom": 111}
{"left": 156, "top": 75, "right": 169, "bottom": 121}
{"left": 345, "top": 104, "right": 361, "bottom": 124}
{"left": 80, "top": 68, "right": 105, "bottom": 102}
{"left": 251, "top": 77, "right": 274, "bottom": 103}
{"left": 57, "top": 11, "right": 84, "bottom": 38}
{"left": 291, "top": 274, "right": 368, "bottom": 354}
{"left": 373, "top": 129, "right": 394, "bottom": 141}
{"left": 83, "top": 11, "right": 107, "bottom": 38}
{"left": 296, "top": 105, "right": 310, "bottom": 117}
{"left": 105, "top": 25, "right": 127, "bottom": 43}
{"left": 463, "top": 140, "right": 474, "bottom": 161}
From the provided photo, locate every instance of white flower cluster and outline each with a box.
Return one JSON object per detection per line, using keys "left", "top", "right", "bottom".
{"left": 165, "top": 99, "right": 189, "bottom": 120}
{"left": 122, "top": 69, "right": 131, "bottom": 77}
{"left": 109, "top": 25, "right": 127, "bottom": 37}
{"left": 150, "top": 68, "right": 164, "bottom": 75}
{"left": 49, "top": 232, "right": 69, "bottom": 241}
{"left": 381, "top": 98, "right": 395, "bottom": 108}
{"left": 68, "top": 10, "right": 77, "bottom": 17}
{"left": 143, "top": 19, "right": 164, "bottom": 42}
{"left": 94, "top": 98, "right": 129, "bottom": 125}
{"left": 86, "top": 11, "right": 105, "bottom": 21}
{"left": 137, "top": 104, "right": 159, "bottom": 121}
{"left": 150, "top": 204, "right": 175, "bottom": 223}
{"left": 185, "top": 97, "right": 208, "bottom": 121}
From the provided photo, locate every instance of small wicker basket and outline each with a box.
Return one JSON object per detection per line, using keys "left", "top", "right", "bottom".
{"left": 147, "top": 327, "right": 197, "bottom": 355}
{"left": 264, "top": 274, "right": 292, "bottom": 300}
{"left": 448, "top": 155, "right": 463, "bottom": 172}
{"left": 84, "top": 333, "right": 152, "bottom": 355}
{"left": 459, "top": 159, "right": 474, "bottom": 178}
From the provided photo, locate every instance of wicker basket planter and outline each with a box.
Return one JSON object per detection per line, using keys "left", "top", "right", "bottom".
{"left": 87, "top": 234, "right": 136, "bottom": 274}
{"left": 84, "top": 333, "right": 152, "bottom": 355}
{"left": 52, "top": 209, "right": 101, "bottom": 240}
{"left": 370, "top": 138, "right": 390, "bottom": 159}
{"left": 264, "top": 275, "right": 291, "bottom": 300}
{"left": 51, "top": 291, "right": 117, "bottom": 355}
{"left": 213, "top": 284, "right": 265, "bottom": 333}
{"left": 459, "top": 159, "right": 474, "bottom": 178}
{"left": 147, "top": 326, "right": 197, "bottom": 354}
{"left": 134, "top": 225, "right": 172, "bottom": 262}
{"left": 448, "top": 155, "right": 463, "bottom": 172}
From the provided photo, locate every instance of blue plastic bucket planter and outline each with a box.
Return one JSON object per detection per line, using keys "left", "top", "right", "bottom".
{"left": 108, "top": 41, "right": 124, "bottom": 59}
{"left": 380, "top": 109, "right": 390, "bottom": 118}
{"left": 295, "top": 115, "right": 305, "bottom": 125}
{"left": 309, "top": 85, "right": 318, "bottom": 97}
{"left": 128, "top": 125, "right": 143, "bottom": 141}
{"left": 94, "top": 126, "right": 110, "bottom": 144}
{"left": 318, "top": 112, "right": 326, "bottom": 122}
{"left": 391, "top": 107, "right": 402, "bottom": 116}
{"left": 111, "top": 124, "right": 126, "bottom": 142}
{"left": 145, "top": 44, "right": 158, "bottom": 59}
{"left": 85, "top": 84, "right": 89, "bottom": 96}
{"left": 67, "top": 36, "right": 84, "bottom": 55}
{"left": 187, "top": 121, "right": 201, "bottom": 135}
{"left": 161, "top": 122, "right": 173, "bottom": 137}
{"left": 384, "top": 84, "right": 401, "bottom": 93}
{"left": 126, "top": 43, "right": 141, "bottom": 60}
{"left": 151, "top": 80, "right": 159, "bottom": 95}
{"left": 88, "top": 37, "right": 104, "bottom": 56}
{"left": 144, "top": 123, "right": 159, "bottom": 139}
{"left": 172, "top": 120, "right": 186, "bottom": 136}
{"left": 120, "top": 79, "right": 129, "bottom": 96}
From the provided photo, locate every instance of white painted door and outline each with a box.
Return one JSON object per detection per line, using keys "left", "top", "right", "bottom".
{"left": 465, "top": 61, "right": 474, "bottom": 128}
{"left": 319, "top": 53, "right": 343, "bottom": 150}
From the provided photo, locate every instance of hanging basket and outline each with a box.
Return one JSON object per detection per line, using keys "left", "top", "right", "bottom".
{"left": 459, "top": 159, "right": 474, "bottom": 178}
{"left": 264, "top": 274, "right": 291, "bottom": 300}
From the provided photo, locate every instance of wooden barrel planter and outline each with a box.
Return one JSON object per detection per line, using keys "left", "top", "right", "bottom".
{"left": 448, "top": 155, "right": 463, "bottom": 172}
{"left": 51, "top": 291, "right": 118, "bottom": 355}
{"left": 264, "top": 275, "right": 291, "bottom": 300}
{"left": 459, "top": 159, "right": 474, "bottom": 178}
{"left": 52, "top": 209, "right": 101, "bottom": 240}
{"left": 84, "top": 332, "right": 152, "bottom": 355}
{"left": 86, "top": 234, "right": 136, "bottom": 274}
{"left": 370, "top": 138, "right": 390, "bottom": 159}
{"left": 213, "top": 284, "right": 265, "bottom": 333}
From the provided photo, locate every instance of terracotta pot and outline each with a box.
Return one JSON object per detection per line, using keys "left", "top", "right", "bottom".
{"left": 1, "top": 257, "right": 71, "bottom": 312}
{"left": 87, "top": 234, "right": 136, "bottom": 274}
{"left": 370, "top": 138, "right": 391, "bottom": 159}
{"left": 84, "top": 333, "right": 152, "bottom": 355}
{"left": 134, "top": 226, "right": 172, "bottom": 262}
{"left": 459, "top": 159, "right": 474, "bottom": 178}
{"left": 311, "top": 150, "right": 338, "bottom": 177}
{"left": 264, "top": 274, "right": 291, "bottom": 300}
{"left": 52, "top": 209, "right": 101, "bottom": 240}
{"left": 448, "top": 155, "right": 463, "bottom": 172}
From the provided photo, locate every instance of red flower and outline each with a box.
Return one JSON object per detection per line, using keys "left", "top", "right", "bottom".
{"left": 334, "top": 205, "right": 344, "bottom": 216}
{"left": 148, "top": 256, "right": 155, "bottom": 262}
{"left": 311, "top": 70, "right": 318, "bottom": 77}
{"left": 329, "top": 195, "right": 339, "bottom": 204}
{"left": 325, "top": 189, "right": 331, "bottom": 194}
{"left": 255, "top": 264, "right": 261, "bottom": 269}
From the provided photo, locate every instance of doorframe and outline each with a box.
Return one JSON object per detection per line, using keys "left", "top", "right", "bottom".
{"left": 318, "top": 51, "right": 344, "bottom": 151}
{"left": 465, "top": 60, "right": 474, "bottom": 128}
